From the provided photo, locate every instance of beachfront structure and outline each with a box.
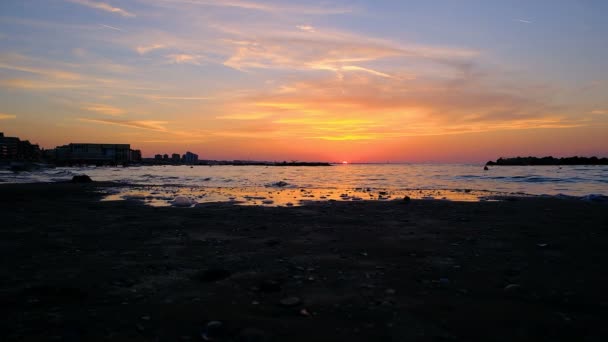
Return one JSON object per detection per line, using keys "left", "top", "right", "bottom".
{"left": 0, "top": 132, "right": 41, "bottom": 161}
{"left": 183, "top": 151, "right": 199, "bottom": 164}
{"left": 53, "top": 143, "right": 137, "bottom": 165}
{"left": 171, "top": 153, "right": 181, "bottom": 163}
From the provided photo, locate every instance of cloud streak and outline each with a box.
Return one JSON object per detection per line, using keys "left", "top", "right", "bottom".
{"left": 0, "top": 57, "right": 81, "bottom": 80}
{"left": 0, "top": 113, "right": 16, "bottom": 120}
{"left": 100, "top": 24, "right": 125, "bottom": 32}
{"left": 78, "top": 118, "right": 168, "bottom": 131}
{"left": 136, "top": 44, "right": 166, "bottom": 55}
{"left": 148, "top": 0, "right": 353, "bottom": 15}
{"left": 82, "top": 104, "right": 125, "bottom": 116}
{"left": 67, "top": 0, "right": 135, "bottom": 17}
{"left": 166, "top": 53, "right": 204, "bottom": 65}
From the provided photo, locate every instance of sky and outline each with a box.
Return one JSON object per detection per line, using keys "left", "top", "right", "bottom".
{"left": 0, "top": 0, "right": 607, "bottom": 162}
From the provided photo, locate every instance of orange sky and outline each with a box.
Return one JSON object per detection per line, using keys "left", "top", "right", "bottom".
{"left": 1, "top": 1, "right": 607, "bottom": 162}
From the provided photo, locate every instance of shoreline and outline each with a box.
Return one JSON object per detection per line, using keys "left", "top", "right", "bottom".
{"left": 2, "top": 182, "right": 608, "bottom": 341}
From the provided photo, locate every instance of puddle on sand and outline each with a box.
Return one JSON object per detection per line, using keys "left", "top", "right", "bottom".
{"left": 100, "top": 186, "right": 509, "bottom": 207}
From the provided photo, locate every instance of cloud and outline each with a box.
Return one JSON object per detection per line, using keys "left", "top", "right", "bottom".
{"left": 83, "top": 104, "right": 125, "bottom": 116}
{"left": 221, "top": 32, "right": 477, "bottom": 75}
{"left": 100, "top": 24, "right": 125, "bottom": 32}
{"left": 78, "top": 118, "right": 168, "bottom": 131}
{"left": 0, "top": 78, "right": 85, "bottom": 89}
{"left": 216, "top": 112, "right": 273, "bottom": 120}
{"left": 147, "top": 0, "right": 353, "bottom": 15}
{"left": 212, "top": 66, "right": 590, "bottom": 141}
{"left": 67, "top": 0, "right": 135, "bottom": 17}
{"left": 166, "top": 53, "right": 203, "bottom": 64}
{"left": 0, "top": 59, "right": 82, "bottom": 80}
{"left": 145, "top": 95, "right": 212, "bottom": 100}
{"left": 136, "top": 44, "right": 166, "bottom": 55}
{"left": 591, "top": 109, "right": 607, "bottom": 115}
{"left": 0, "top": 113, "right": 16, "bottom": 120}
{"left": 514, "top": 19, "right": 532, "bottom": 24}
{"left": 296, "top": 25, "right": 315, "bottom": 33}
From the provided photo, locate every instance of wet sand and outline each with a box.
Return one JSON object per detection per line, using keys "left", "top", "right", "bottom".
{"left": 2, "top": 182, "right": 608, "bottom": 341}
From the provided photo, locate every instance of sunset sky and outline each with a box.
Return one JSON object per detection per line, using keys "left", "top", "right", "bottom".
{"left": 1, "top": 0, "right": 607, "bottom": 162}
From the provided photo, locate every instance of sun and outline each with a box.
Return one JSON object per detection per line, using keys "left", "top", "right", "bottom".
{"left": 342, "top": 161, "right": 348, "bottom": 164}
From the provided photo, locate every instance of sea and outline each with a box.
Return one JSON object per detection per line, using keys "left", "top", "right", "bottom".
{"left": 1, "top": 164, "right": 607, "bottom": 206}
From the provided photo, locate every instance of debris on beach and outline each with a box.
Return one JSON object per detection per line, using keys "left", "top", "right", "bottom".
{"left": 268, "top": 181, "right": 290, "bottom": 187}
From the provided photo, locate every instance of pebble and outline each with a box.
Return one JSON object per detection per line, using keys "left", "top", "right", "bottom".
{"left": 504, "top": 284, "right": 523, "bottom": 296}
{"left": 201, "top": 321, "right": 224, "bottom": 341}
{"left": 280, "top": 296, "right": 301, "bottom": 307}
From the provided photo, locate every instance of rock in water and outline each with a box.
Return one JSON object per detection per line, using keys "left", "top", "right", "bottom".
{"left": 71, "top": 175, "right": 93, "bottom": 183}
{"left": 171, "top": 196, "right": 194, "bottom": 207}
{"left": 484, "top": 166, "right": 489, "bottom": 171}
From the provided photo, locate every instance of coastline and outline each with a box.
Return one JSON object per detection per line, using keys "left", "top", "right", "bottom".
{"left": 2, "top": 182, "right": 608, "bottom": 341}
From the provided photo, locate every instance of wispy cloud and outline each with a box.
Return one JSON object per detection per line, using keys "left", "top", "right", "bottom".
{"left": 212, "top": 65, "right": 589, "bottom": 141}
{"left": 0, "top": 56, "right": 82, "bottom": 80}
{"left": 166, "top": 53, "right": 203, "bottom": 65}
{"left": 82, "top": 104, "right": 125, "bottom": 116}
{"left": 145, "top": 95, "right": 213, "bottom": 100}
{"left": 0, "top": 113, "right": 16, "bottom": 120}
{"left": 100, "top": 24, "right": 125, "bottom": 32}
{"left": 67, "top": 0, "right": 135, "bottom": 17}
{"left": 148, "top": 0, "right": 353, "bottom": 15}
{"left": 216, "top": 112, "right": 273, "bottom": 120}
{"left": 591, "top": 109, "right": 607, "bottom": 115}
{"left": 514, "top": 19, "right": 532, "bottom": 24}
{"left": 221, "top": 30, "right": 477, "bottom": 75}
{"left": 296, "top": 25, "right": 315, "bottom": 33}
{"left": 78, "top": 118, "right": 168, "bottom": 131}
{"left": 136, "top": 44, "right": 166, "bottom": 55}
{"left": 0, "top": 78, "right": 85, "bottom": 89}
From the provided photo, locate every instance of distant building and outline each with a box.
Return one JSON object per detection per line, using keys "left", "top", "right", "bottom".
{"left": 163, "top": 154, "right": 169, "bottom": 161}
{"left": 130, "top": 149, "right": 142, "bottom": 162}
{"left": 154, "top": 154, "right": 162, "bottom": 161}
{"left": 183, "top": 151, "right": 198, "bottom": 164}
{"left": 0, "top": 132, "right": 41, "bottom": 161}
{"left": 171, "top": 153, "right": 181, "bottom": 163}
{"left": 53, "top": 143, "right": 132, "bottom": 165}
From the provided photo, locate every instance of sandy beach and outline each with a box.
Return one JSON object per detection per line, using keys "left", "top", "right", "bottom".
{"left": 2, "top": 182, "right": 607, "bottom": 341}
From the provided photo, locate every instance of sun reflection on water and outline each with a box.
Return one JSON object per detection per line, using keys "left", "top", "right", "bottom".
{"left": 100, "top": 186, "right": 508, "bottom": 207}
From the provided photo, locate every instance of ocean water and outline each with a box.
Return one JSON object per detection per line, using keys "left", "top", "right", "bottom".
{"left": 1, "top": 164, "right": 606, "bottom": 206}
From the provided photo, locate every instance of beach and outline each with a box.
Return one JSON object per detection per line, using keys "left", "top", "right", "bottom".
{"left": 2, "top": 182, "right": 608, "bottom": 341}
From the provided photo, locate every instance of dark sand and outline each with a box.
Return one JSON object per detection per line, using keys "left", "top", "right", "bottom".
{"left": 2, "top": 183, "right": 608, "bottom": 341}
